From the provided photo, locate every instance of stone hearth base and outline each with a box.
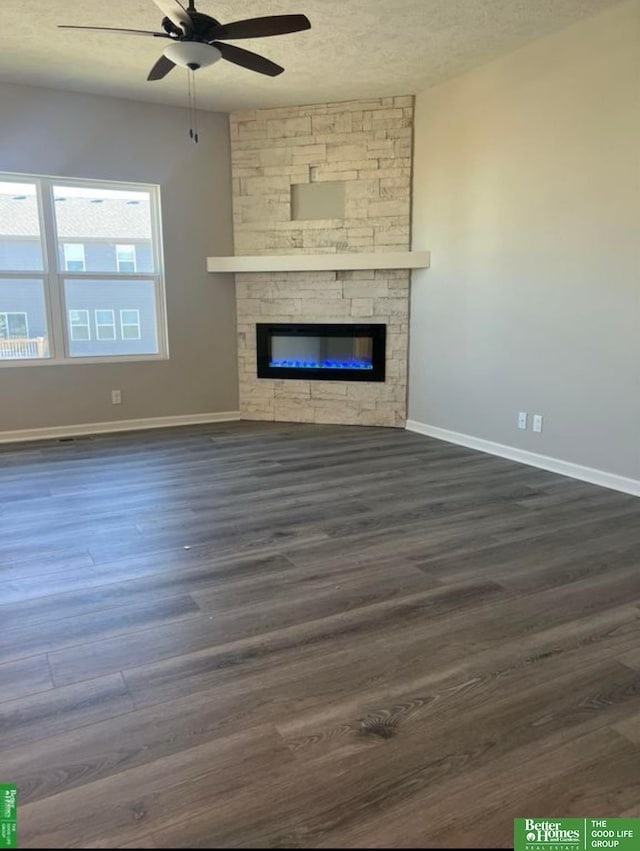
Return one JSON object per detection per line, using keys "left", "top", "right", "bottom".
{"left": 237, "top": 269, "right": 408, "bottom": 427}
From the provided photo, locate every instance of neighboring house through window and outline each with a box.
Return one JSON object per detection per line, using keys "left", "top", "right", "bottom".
{"left": 116, "top": 244, "right": 136, "bottom": 273}
{"left": 120, "top": 309, "right": 141, "bottom": 340}
{"left": 95, "top": 310, "right": 116, "bottom": 341}
{"left": 63, "top": 243, "right": 86, "bottom": 272}
{"left": 69, "top": 310, "right": 90, "bottom": 341}
{"left": 0, "top": 311, "right": 28, "bottom": 339}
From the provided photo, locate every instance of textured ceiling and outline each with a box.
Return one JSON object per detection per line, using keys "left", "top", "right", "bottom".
{"left": 2, "top": 0, "right": 623, "bottom": 113}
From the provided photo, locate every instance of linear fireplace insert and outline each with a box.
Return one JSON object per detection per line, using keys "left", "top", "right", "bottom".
{"left": 257, "top": 323, "right": 386, "bottom": 382}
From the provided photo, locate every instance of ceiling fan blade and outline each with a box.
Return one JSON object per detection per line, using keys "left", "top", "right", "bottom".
{"left": 152, "top": 0, "right": 192, "bottom": 35}
{"left": 147, "top": 54, "right": 176, "bottom": 81}
{"left": 214, "top": 42, "right": 284, "bottom": 77}
{"left": 58, "top": 25, "right": 169, "bottom": 37}
{"left": 206, "top": 14, "right": 311, "bottom": 41}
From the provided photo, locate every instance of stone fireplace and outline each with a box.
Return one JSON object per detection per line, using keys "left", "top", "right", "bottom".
{"left": 229, "top": 96, "right": 414, "bottom": 427}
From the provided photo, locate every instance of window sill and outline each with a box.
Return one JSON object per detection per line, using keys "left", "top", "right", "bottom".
{"left": 0, "top": 353, "right": 168, "bottom": 367}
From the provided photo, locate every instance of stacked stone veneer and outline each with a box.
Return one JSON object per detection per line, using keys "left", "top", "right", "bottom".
{"left": 230, "top": 96, "right": 413, "bottom": 427}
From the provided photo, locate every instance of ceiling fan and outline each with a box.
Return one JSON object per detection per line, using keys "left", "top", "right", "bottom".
{"left": 59, "top": 0, "right": 311, "bottom": 80}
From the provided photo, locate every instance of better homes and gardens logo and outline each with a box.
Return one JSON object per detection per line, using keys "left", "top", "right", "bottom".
{"left": 515, "top": 819, "right": 639, "bottom": 851}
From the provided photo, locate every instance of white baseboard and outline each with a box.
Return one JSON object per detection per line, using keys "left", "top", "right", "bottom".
{"left": 0, "top": 411, "right": 241, "bottom": 445}
{"left": 406, "top": 419, "right": 640, "bottom": 498}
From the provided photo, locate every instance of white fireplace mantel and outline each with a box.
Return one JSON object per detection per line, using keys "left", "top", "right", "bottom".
{"left": 206, "top": 251, "right": 430, "bottom": 274}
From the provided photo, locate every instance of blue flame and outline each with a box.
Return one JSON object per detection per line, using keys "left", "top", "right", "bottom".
{"left": 270, "top": 358, "right": 373, "bottom": 370}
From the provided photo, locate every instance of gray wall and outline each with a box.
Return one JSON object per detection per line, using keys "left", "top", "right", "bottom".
{"left": 409, "top": 0, "right": 640, "bottom": 481}
{"left": 0, "top": 80, "right": 238, "bottom": 430}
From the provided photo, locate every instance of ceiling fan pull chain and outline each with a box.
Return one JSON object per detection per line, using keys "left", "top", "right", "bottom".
{"left": 187, "top": 69, "right": 194, "bottom": 140}
{"left": 193, "top": 71, "right": 199, "bottom": 143}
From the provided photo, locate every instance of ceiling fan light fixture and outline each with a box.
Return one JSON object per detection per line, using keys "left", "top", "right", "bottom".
{"left": 163, "top": 41, "right": 221, "bottom": 70}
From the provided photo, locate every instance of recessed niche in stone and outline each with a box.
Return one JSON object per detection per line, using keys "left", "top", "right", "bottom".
{"left": 291, "top": 181, "right": 345, "bottom": 221}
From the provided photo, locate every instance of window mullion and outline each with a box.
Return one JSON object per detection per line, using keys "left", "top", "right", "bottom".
{"left": 39, "top": 178, "right": 66, "bottom": 361}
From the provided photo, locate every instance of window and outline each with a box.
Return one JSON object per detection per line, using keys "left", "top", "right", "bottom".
{"left": 95, "top": 309, "right": 116, "bottom": 341}
{"left": 69, "top": 310, "right": 90, "bottom": 341}
{"left": 0, "top": 312, "right": 28, "bottom": 339}
{"left": 63, "top": 243, "right": 86, "bottom": 272}
{"left": 0, "top": 173, "right": 167, "bottom": 364}
{"left": 120, "top": 309, "right": 141, "bottom": 340}
{"left": 116, "top": 244, "right": 136, "bottom": 273}
{"left": 0, "top": 181, "right": 44, "bottom": 272}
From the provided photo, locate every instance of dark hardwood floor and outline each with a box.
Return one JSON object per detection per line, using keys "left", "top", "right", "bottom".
{"left": 1, "top": 421, "right": 639, "bottom": 848}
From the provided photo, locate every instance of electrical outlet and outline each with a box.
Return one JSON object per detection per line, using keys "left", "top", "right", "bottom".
{"left": 518, "top": 411, "right": 528, "bottom": 430}
{"left": 533, "top": 414, "right": 543, "bottom": 433}
{"left": 111, "top": 389, "right": 122, "bottom": 405}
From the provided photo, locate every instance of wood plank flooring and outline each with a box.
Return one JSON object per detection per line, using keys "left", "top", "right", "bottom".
{"left": 1, "top": 421, "right": 639, "bottom": 848}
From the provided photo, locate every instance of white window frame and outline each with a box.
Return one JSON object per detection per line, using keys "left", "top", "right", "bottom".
{"left": 69, "top": 309, "right": 90, "bottom": 341}
{"left": 0, "top": 311, "right": 29, "bottom": 339}
{"left": 95, "top": 309, "right": 116, "bottom": 341}
{"left": 120, "top": 308, "right": 141, "bottom": 341}
{"left": 116, "top": 244, "right": 137, "bottom": 273}
{"left": 0, "top": 172, "right": 168, "bottom": 367}
{"left": 63, "top": 243, "right": 86, "bottom": 272}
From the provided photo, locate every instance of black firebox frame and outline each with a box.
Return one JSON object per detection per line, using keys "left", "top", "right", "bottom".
{"left": 256, "top": 323, "right": 386, "bottom": 382}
